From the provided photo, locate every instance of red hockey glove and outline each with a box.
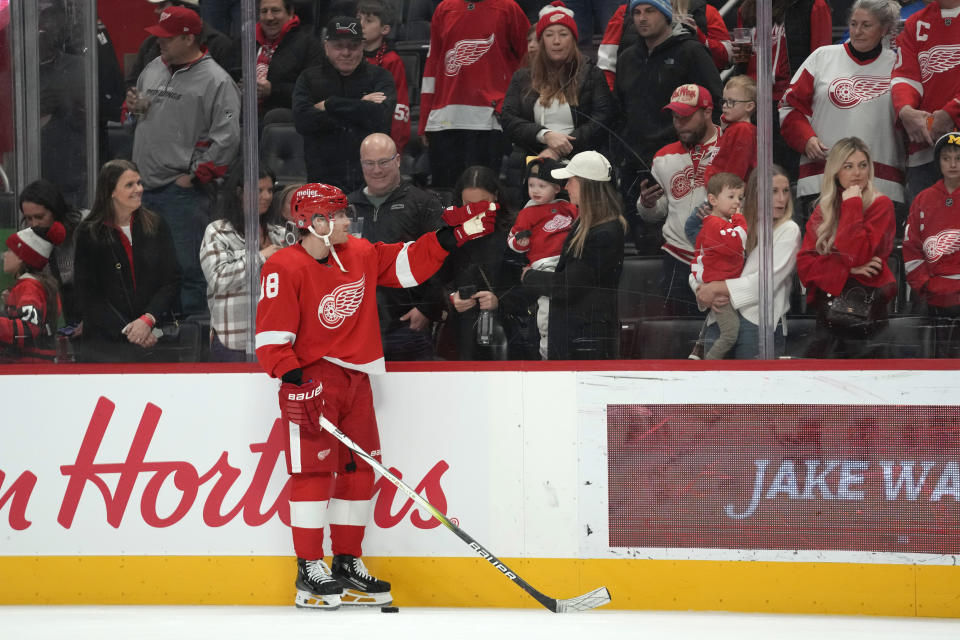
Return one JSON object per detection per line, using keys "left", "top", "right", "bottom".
{"left": 450, "top": 202, "right": 498, "bottom": 247}
{"left": 279, "top": 379, "right": 324, "bottom": 430}
{"left": 441, "top": 201, "right": 495, "bottom": 227}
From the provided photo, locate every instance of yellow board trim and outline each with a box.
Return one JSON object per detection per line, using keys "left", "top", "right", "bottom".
{"left": 1, "top": 557, "right": 958, "bottom": 616}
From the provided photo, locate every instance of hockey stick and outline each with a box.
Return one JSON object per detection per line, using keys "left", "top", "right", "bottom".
{"left": 318, "top": 415, "right": 611, "bottom": 613}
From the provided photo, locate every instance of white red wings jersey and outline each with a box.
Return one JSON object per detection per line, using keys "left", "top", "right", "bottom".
{"left": 892, "top": 3, "right": 960, "bottom": 166}
{"left": 692, "top": 212, "right": 747, "bottom": 285}
{"left": 419, "top": 0, "right": 529, "bottom": 134}
{"left": 255, "top": 233, "right": 449, "bottom": 377}
{"left": 780, "top": 44, "right": 906, "bottom": 201}
{"left": 597, "top": 4, "right": 732, "bottom": 91}
{"left": 903, "top": 179, "right": 960, "bottom": 306}
{"left": 507, "top": 200, "right": 578, "bottom": 265}
{"left": 641, "top": 129, "right": 721, "bottom": 264}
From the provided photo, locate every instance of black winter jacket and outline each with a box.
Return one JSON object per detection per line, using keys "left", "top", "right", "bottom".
{"left": 292, "top": 58, "right": 396, "bottom": 193}
{"left": 500, "top": 62, "right": 616, "bottom": 157}
{"left": 74, "top": 212, "right": 181, "bottom": 362}
{"left": 348, "top": 181, "right": 447, "bottom": 325}
{"left": 523, "top": 218, "right": 624, "bottom": 360}
{"left": 261, "top": 25, "right": 324, "bottom": 114}
{"left": 614, "top": 30, "right": 722, "bottom": 169}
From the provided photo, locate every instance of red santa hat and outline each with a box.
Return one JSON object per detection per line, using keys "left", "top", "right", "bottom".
{"left": 6, "top": 222, "right": 66, "bottom": 270}
{"left": 536, "top": 1, "right": 578, "bottom": 42}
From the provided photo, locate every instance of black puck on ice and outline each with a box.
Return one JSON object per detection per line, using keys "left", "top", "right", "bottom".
{"left": 380, "top": 606, "right": 399, "bottom": 613}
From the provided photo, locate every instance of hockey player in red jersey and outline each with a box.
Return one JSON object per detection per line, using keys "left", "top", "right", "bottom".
{"left": 256, "top": 183, "right": 497, "bottom": 609}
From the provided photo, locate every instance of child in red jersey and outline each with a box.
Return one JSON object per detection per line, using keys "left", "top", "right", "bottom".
{"left": 508, "top": 158, "right": 578, "bottom": 359}
{"left": 358, "top": 0, "right": 410, "bottom": 154}
{"left": 705, "top": 75, "right": 757, "bottom": 185}
{"left": 690, "top": 172, "right": 746, "bottom": 359}
{"left": 1, "top": 223, "right": 64, "bottom": 362}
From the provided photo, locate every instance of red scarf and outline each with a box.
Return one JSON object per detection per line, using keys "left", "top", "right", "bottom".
{"left": 255, "top": 15, "right": 300, "bottom": 103}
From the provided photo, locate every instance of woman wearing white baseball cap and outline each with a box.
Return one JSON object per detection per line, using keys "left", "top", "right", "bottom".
{"left": 521, "top": 151, "right": 626, "bottom": 359}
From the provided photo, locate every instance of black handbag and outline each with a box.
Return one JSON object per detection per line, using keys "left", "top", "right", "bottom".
{"left": 821, "top": 279, "right": 887, "bottom": 333}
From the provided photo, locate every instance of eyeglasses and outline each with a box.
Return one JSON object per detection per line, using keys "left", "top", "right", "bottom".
{"left": 360, "top": 153, "right": 399, "bottom": 169}
{"left": 721, "top": 99, "right": 755, "bottom": 108}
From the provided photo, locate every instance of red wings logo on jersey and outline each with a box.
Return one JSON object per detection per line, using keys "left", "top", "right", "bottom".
{"left": 828, "top": 75, "right": 890, "bottom": 109}
{"left": 922, "top": 229, "right": 960, "bottom": 262}
{"left": 444, "top": 34, "right": 495, "bottom": 76}
{"left": 670, "top": 166, "right": 698, "bottom": 200}
{"left": 543, "top": 213, "right": 573, "bottom": 233}
{"left": 918, "top": 45, "right": 960, "bottom": 83}
{"left": 318, "top": 274, "right": 365, "bottom": 329}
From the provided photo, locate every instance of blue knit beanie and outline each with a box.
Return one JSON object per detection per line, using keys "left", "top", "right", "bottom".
{"left": 627, "top": 0, "right": 672, "bottom": 23}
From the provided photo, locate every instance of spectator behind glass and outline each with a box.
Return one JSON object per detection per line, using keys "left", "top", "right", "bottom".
{"left": 18, "top": 179, "right": 83, "bottom": 328}
{"left": 598, "top": 0, "right": 733, "bottom": 91}
{"left": 780, "top": 0, "right": 905, "bottom": 228}
{"left": 200, "top": 165, "right": 285, "bottom": 362}
{"left": 125, "top": 0, "right": 236, "bottom": 89}
{"left": 1, "top": 224, "right": 64, "bottom": 363}
{"left": 348, "top": 133, "right": 447, "bottom": 361}
{"left": 903, "top": 132, "right": 960, "bottom": 357}
{"left": 693, "top": 167, "right": 801, "bottom": 359}
{"left": 446, "top": 166, "right": 512, "bottom": 360}
{"left": 891, "top": 0, "right": 960, "bottom": 202}
{"left": 521, "top": 151, "right": 626, "bottom": 359}
{"left": 358, "top": 0, "right": 411, "bottom": 154}
{"left": 507, "top": 157, "right": 579, "bottom": 359}
{"left": 501, "top": 2, "right": 616, "bottom": 199}
{"left": 74, "top": 160, "right": 182, "bottom": 363}
{"left": 704, "top": 75, "right": 757, "bottom": 184}
{"left": 419, "top": 0, "right": 529, "bottom": 188}
{"left": 796, "top": 137, "right": 897, "bottom": 358}
{"left": 256, "top": 0, "right": 324, "bottom": 123}
{"left": 292, "top": 16, "right": 396, "bottom": 194}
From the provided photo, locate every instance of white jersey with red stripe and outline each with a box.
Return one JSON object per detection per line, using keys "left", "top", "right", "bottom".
{"left": 639, "top": 129, "right": 721, "bottom": 264}
{"left": 891, "top": 3, "right": 960, "bottom": 166}
{"left": 255, "top": 233, "right": 449, "bottom": 377}
{"left": 780, "top": 44, "right": 906, "bottom": 201}
{"left": 418, "top": 0, "right": 529, "bottom": 134}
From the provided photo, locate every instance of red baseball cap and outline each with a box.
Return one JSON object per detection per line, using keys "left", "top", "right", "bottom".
{"left": 663, "top": 84, "right": 713, "bottom": 117}
{"left": 146, "top": 5, "right": 202, "bottom": 38}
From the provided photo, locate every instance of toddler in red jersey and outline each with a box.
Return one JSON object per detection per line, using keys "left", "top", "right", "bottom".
{"left": 705, "top": 75, "right": 757, "bottom": 184}
{"left": 690, "top": 173, "right": 746, "bottom": 359}
{"left": 508, "top": 157, "right": 578, "bottom": 359}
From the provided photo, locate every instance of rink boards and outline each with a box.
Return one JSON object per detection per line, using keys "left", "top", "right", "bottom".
{"left": 1, "top": 362, "right": 959, "bottom": 616}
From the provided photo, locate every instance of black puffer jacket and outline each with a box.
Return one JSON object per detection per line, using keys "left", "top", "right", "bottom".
{"left": 500, "top": 61, "right": 616, "bottom": 157}
{"left": 292, "top": 58, "right": 395, "bottom": 193}
{"left": 614, "top": 30, "right": 722, "bottom": 169}
{"left": 348, "top": 181, "right": 447, "bottom": 326}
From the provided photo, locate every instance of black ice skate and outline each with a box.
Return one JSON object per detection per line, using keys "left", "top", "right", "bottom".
{"left": 295, "top": 557, "right": 344, "bottom": 609}
{"left": 331, "top": 554, "right": 393, "bottom": 606}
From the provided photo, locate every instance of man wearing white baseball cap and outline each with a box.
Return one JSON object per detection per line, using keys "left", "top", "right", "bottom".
{"left": 521, "top": 151, "right": 627, "bottom": 360}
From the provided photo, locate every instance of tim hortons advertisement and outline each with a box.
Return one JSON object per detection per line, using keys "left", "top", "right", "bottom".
{"left": 607, "top": 404, "right": 960, "bottom": 553}
{"left": 0, "top": 373, "right": 532, "bottom": 557}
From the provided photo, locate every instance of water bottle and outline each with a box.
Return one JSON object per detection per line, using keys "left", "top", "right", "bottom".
{"left": 476, "top": 309, "right": 493, "bottom": 346}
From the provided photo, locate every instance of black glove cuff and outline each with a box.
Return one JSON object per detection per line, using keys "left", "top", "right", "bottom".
{"left": 436, "top": 226, "right": 457, "bottom": 252}
{"left": 281, "top": 368, "right": 303, "bottom": 385}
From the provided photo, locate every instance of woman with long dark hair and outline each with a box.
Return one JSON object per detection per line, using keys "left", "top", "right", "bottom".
{"left": 694, "top": 165, "right": 802, "bottom": 358}
{"left": 18, "top": 179, "right": 82, "bottom": 326}
{"left": 74, "top": 159, "right": 181, "bottom": 362}
{"left": 796, "top": 137, "right": 897, "bottom": 357}
{"left": 521, "top": 151, "right": 626, "bottom": 359}
{"left": 200, "top": 165, "right": 285, "bottom": 361}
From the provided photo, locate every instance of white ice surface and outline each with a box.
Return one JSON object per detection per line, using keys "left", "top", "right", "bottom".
{"left": 2, "top": 606, "right": 960, "bottom": 640}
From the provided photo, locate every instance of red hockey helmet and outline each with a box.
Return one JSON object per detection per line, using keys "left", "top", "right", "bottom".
{"left": 289, "top": 183, "right": 349, "bottom": 229}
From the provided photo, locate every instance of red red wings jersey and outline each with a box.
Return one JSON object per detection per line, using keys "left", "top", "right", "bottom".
{"left": 419, "top": 0, "right": 529, "bottom": 134}
{"left": 892, "top": 3, "right": 960, "bottom": 165}
{"left": 255, "top": 233, "right": 449, "bottom": 377}
{"left": 368, "top": 49, "right": 411, "bottom": 153}
{"left": 903, "top": 179, "right": 960, "bottom": 306}
{"left": 692, "top": 213, "right": 747, "bottom": 284}
{"left": 597, "top": 4, "right": 732, "bottom": 90}
{"left": 0, "top": 275, "right": 56, "bottom": 361}
{"left": 507, "top": 200, "right": 578, "bottom": 265}
{"left": 704, "top": 120, "right": 756, "bottom": 183}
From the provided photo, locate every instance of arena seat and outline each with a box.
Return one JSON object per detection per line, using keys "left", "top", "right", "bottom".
{"left": 259, "top": 123, "right": 307, "bottom": 187}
